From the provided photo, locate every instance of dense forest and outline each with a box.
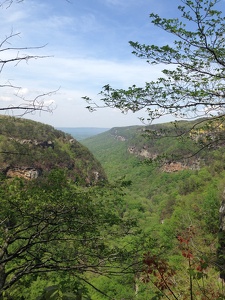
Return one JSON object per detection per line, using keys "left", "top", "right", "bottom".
{"left": 3, "top": 116, "right": 225, "bottom": 299}
{"left": 82, "top": 120, "right": 225, "bottom": 299}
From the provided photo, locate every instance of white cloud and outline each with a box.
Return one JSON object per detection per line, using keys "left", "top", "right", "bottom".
{"left": 30, "top": 55, "right": 163, "bottom": 88}
{"left": 43, "top": 99, "right": 55, "bottom": 106}
{"left": 0, "top": 96, "right": 11, "bottom": 102}
{"left": 0, "top": 0, "right": 179, "bottom": 127}
{"left": 16, "top": 87, "right": 29, "bottom": 96}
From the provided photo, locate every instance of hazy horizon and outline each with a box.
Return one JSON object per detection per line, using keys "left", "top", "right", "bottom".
{"left": 57, "top": 127, "right": 110, "bottom": 141}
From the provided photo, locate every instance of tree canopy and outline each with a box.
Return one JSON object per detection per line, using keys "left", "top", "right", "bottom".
{"left": 84, "top": 0, "right": 225, "bottom": 128}
{"left": 0, "top": 170, "right": 137, "bottom": 298}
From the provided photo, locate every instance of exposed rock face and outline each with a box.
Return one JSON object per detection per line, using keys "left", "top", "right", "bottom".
{"left": 110, "top": 128, "right": 127, "bottom": 141}
{"left": 127, "top": 145, "right": 201, "bottom": 172}
{"left": 128, "top": 146, "right": 158, "bottom": 159}
{"left": 161, "top": 162, "right": 188, "bottom": 172}
{"left": 85, "top": 171, "right": 101, "bottom": 186}
{"left": 92, "top": 171, "right": 100, "bottom": 182}
{"left": 116, "top": 135, "right": 126, "bottom": 141}
{"left": 9, "top": 138, "right": 54, "bottom": 149}
{"left": 6, "top": 167, "right": 41, "bottom": 180}
{"left": 161, "top": 160, "right": 201, "bottom": 173}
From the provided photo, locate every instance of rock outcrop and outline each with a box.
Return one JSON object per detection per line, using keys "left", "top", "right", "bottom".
{"left": 128, "top": 146, "right": 158, "bottom": 159}
{"left": 6, "top": 167, "right": 41, "bottom": 180}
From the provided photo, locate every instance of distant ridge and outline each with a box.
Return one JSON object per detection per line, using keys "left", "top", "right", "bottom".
{"left": 57, "top": 127, "right": 110, "bottom": 141}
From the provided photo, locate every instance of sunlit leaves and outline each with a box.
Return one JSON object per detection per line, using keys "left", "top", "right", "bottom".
{"left": 0, "top": 171, "right": 137, "bottom": 296}
{"left": 85, "top": 0, "right": 225, "bottom": 131}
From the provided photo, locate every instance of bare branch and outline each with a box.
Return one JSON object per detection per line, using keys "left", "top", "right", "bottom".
{"left": 0, "top": 0, "right": 23, "bottom": 9}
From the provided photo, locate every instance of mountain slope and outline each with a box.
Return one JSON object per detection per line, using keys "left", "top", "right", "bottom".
{"left": 82, "top": 120, "right": 225, "bottom": 179}
{"left": 81, "top": 121, "right": 225, "bottom": 298}
{"left": 0, "top": 115, "right": 106, "bottom": 185}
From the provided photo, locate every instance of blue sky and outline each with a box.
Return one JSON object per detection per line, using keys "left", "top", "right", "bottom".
{"left": 0, "top": 0, "right": 224, "bottom": 128}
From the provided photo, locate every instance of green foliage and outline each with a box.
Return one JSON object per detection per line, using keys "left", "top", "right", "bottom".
{"left": 202, "top": 185, "right": 220, "bottom": 234}
{"left": 82, "top": 122, "right": 225, "bottom": 298}
{"left": 0, "top": 170, "right": 137, "bottom": 299}
{"left": 75, "top": 6, "right": 225, "bottom": 296}
{"left": 84, "top": 0, "right": 225, "bottom": 157}
{"left": 0, "top": 115, "right": 106, "bottom": 185}
{"left": 97, "top": 0, "right": 225, "bottom": 121}
{"left": 35, "top": 281, "right": 91, "bottom": 300}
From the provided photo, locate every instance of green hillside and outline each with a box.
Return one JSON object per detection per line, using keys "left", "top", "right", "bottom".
{"left": 82, "top": 121, "right": 225, "bottom": 299}
{"left": 82, "top": 121, "right": 222, "bottom": 194}
{"left": 2, "top": 116, "right": 225, "bottom": 299}
{"left": 0, "top": 116, "right": 135, "bottom": 300}
{"left": 0, "top": 115, "right": 106, "bottom": 185}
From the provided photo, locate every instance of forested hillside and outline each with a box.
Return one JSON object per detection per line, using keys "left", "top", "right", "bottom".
{"left": 0, "top": 116, "right": 137, "bottom": 300}
{"left": 0, "top": 115, "right": 106, "bottom": 185}
{"left": 2, "top": 116, "right": 225, "bottom": 299}
{"left": 82, "top": 120, "right": 225, "bottom": 299}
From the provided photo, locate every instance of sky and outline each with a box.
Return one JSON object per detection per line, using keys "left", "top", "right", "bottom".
{"left": 0, "top": 0, "right": 224, "bottom": 128}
